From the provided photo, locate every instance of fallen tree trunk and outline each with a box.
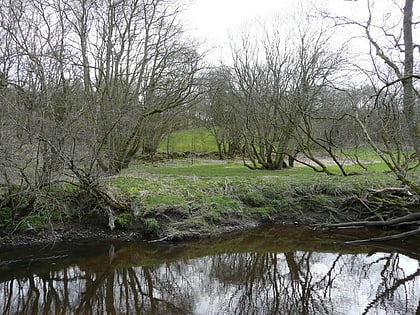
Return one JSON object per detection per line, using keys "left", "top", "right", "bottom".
{"left": 318, "top": 188, "right": 420, "bottom": 243}
{"left": 323, "top": 213, "right": 420, "bottom": 229}
{"left": 345, "top": 226, "right": 420, "bottom": 244}
{"left": 368, "top": 187, "right": 414, "bottom": 197}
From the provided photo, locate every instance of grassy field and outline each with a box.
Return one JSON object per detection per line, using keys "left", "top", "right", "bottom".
{"left": 157, "top": 128, "right": 383, "bottom": 160}
{"left": 103, "top": 127, "right": 420, "bottom": 240}
{"left": 3, "top": 127, "right": 418, "bottom": 243}
{"left": 105, "top": 153, "right": 414, "bottom": 237}
{"left": 158, "top": 128, "right": 218, "bottom": 153}
{"left": 122, "top": 158, "right": 389, "bottom": 178}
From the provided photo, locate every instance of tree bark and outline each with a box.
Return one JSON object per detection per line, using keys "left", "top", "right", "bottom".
{"left": 402, "top": 0, "right": 419, "bottom": 159}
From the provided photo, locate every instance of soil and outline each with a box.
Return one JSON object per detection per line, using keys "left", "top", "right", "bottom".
{"left": 0, "top": 195, "right": 387, "bottom": 250}
{"left": 0, "top": 199, "right": 416, "bottom": 250}
{"left": 0, "top": 225, "right": 147, "bottom": 250}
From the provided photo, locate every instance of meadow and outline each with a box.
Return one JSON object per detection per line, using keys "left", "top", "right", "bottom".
{"left": 2, "top": 128, "right": 417, "bottom": 244}
{"left": 99, "top": 128, "right": 418, "bottom": 240}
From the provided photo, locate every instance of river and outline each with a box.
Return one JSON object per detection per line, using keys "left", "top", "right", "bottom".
{"left": 0, "top": 225, "right": 419, "bottom": 314}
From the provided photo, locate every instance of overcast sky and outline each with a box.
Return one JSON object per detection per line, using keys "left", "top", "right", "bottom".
{"left": 181, "top": 0, "right": 418, "bottom": 65}
{"left": 181, "top": 0, "right": 372, "bottom": 63}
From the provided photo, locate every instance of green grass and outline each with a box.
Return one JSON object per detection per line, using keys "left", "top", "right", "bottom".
{"left": 154, "top": 127, "right": 392, "bottom": 176}
{"left": 339, "top": 146, "right": 382, "bottom": 161}
{"left": 145, "top": 218, "right": 160, "bottom": 232}
{"left": 123, "top": 159, "right": 389, "bottom": 178}
{"left": 159, "top": 128, "right": 218, "bottom": 153}
{"left": 107, "top": 159, "right": 404, "bottom": 220}
{"left": 108, "top": 132, "right": 419, "bottom": 237}
{"left": 144, "top": 194, "right": 187, "bottom": 210}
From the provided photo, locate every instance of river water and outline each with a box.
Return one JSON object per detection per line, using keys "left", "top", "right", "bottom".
{"left": 0, "top": 226, "right": 419, "bottom": 314}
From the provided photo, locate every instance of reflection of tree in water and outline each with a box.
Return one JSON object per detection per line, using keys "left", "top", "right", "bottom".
{"left": 0, "top": 247, "right": 419, "bottom": 314}
{"left": 1, "top": 248, "right": 196, "bottom": 315}
{"left": 207, "top": 251, "right": 419, "bottom": 315}
{"left": 2, "top": 269, "right": 80, "bottom": 314}
{"left": 360, "top": 253, "right": 420, "bottom": 315}
{"left": 208, "top": 252, "right": 331, "bottom": 314}
{"left": 74, "top": 264, "right": 195, "bottom": 314}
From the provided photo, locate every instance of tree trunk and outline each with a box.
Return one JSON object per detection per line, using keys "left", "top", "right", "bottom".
{"left": 402, "top": 0, "right": 420, "bottom": 159}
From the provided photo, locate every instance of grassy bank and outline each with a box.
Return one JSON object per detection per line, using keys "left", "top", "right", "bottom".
{"left": 102, "top": 159, "right": 417, "bottom": 240}
{"left": 1, "top": 155, "right": 419, "bottom": 247}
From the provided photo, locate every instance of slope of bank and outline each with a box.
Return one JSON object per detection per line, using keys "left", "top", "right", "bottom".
{"left": 1, "top": 160, "right": 419, "bottom": 249}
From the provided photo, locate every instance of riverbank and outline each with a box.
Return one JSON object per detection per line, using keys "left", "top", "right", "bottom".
{"left": 1, "top": 159, "right": 419, "bottom": 249}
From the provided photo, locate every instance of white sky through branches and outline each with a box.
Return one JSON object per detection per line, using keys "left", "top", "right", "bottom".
{"left": 182, "top": 0, "right": 417, "bottom": 64}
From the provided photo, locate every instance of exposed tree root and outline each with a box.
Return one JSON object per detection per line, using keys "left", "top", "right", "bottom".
{"left": 368, "top": 187, "right": 414, "bottom": 197}
{"left": 325, "top": 213, "right": 420, "bottom": 229}
{"left": 318, "top": 188, "right": 420, "bottom": 243}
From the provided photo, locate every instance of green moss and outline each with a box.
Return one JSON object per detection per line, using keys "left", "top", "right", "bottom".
{"left": 145, "top": 218, "right": 160, "bottom": 232}
{"left": 116, "top": 212, "right": 132, "bottom": 228}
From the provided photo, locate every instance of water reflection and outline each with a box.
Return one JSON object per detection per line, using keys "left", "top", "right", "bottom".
{"left": 0, "top": 227, "right": 419, "bottom": 314}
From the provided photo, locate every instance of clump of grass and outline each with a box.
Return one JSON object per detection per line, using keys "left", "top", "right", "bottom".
{"left": 203, "top": 196, "right": 241, "bottom": 211}
{"left": 145, "top": 218, "right": 160, "bottom": 232}
{"left": 239, "top": 191, "right": 269, "bottom": 207}
{"left": 116, "top": 212, "right": 132, "bottom": 228}
{"left": 145, "top": 194, "right": 186, "bottom": 209}
{"left": 201, "top": 209, "right": 221, "bottom": 223}
{"left": 271, "top": 196, "right": 302, "bottom": 212}
{"left": 311, "top": 194, "right": 334, "bottom": 206}
{"left": 249, "top": 207, "right": 276, "bottom": 222}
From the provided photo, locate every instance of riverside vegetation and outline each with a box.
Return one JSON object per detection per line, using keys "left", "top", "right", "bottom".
{"left": 1, "top": 0, "right": 419, "bottom": 248}
{"left": 0, "top": 129, "right": 419, "bottom": 248}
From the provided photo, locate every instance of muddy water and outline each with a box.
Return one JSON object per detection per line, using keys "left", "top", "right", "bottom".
{"left": 0, "top": 226, "right": 419, "bottom": 315}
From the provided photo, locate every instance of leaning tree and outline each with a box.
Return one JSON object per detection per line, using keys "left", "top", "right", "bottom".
{"left": 326, "top": 0, "right": 419, "bottom": 193}
{"left": 319, "top": 0, "right": 420, "bottom": 242}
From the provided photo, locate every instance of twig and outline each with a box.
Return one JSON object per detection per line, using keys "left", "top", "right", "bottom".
{"left": 148, "top": 235, "right": 173, "bottom": 243}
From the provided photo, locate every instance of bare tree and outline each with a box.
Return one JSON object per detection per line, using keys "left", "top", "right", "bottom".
{"left": 60, "top": 0, "right": 202, "bottom": 174}
{"left": 230, "top": 16, "right": 343, "bottom": 170}
{"left": 325, "top": 0, "right": 419, "bottom": 192}
{"left": 199, "top": 66, "right": 243, "bottom": 159}
{"left": 0, "top": 0, "right": 202, "bottom": 229}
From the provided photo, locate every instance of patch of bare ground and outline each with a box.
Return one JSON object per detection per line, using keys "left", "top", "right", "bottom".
{"left": 293, "top": 153, "right": 375, "bottom": 167}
